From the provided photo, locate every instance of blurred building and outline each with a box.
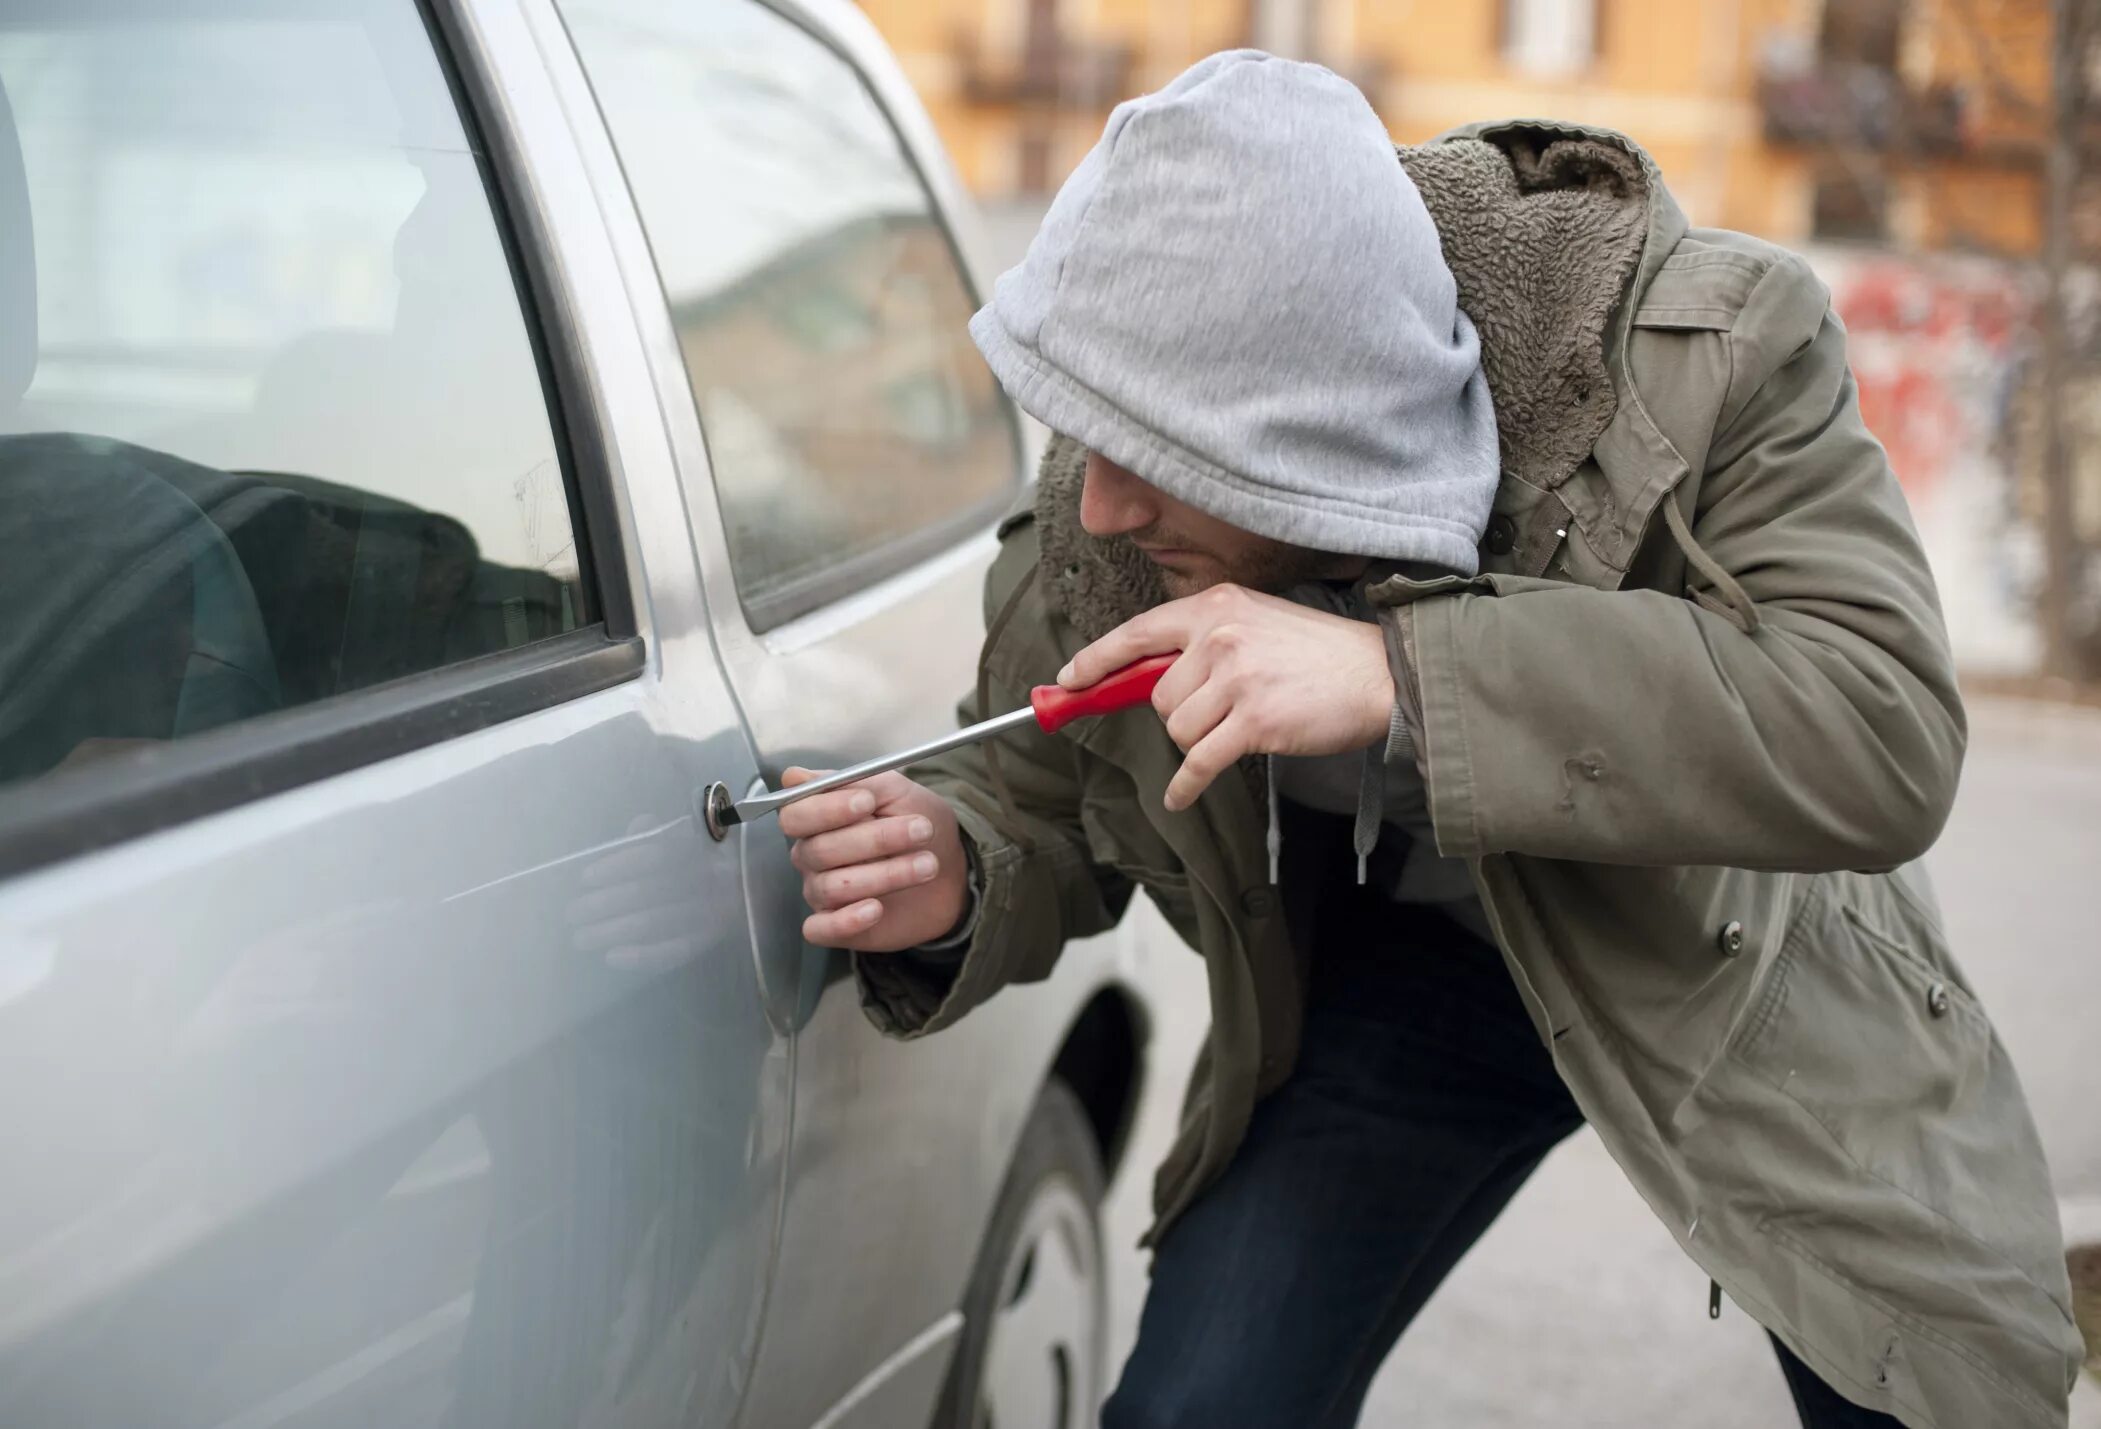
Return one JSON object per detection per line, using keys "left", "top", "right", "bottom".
{"left": 862, "top": 0, "right": 2074, "bottom": 259}
{"left": 862, "top": 0, "right": 2101, "bottom": 677}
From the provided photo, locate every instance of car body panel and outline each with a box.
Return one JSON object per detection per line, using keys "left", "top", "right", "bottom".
{"left": 0, "top": 669, "right": 787, "bottom": 1429}
{"left": 515, "top": 1, "right": 1153, "bottom": 1422}
{"left": 0, "top": 1, "right": 1156, "bottom": 1425}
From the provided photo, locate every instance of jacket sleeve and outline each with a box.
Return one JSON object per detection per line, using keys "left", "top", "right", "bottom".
{"left": 1390, "top": 255, "right": 1966, "bottom": 872}
{"left": 855, "top": 542, "right": 1132, "bottom": 1039}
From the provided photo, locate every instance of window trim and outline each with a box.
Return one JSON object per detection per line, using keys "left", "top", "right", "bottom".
{"left": 552, "top": 0, "right": 1025, "bottom": 637}
{"left": 0, "top": 630, "right": 644, "bottom": 877}
{"left": 0, "top": 0, "right": 646, "bottom": 883}
{"left": 427, "top": 0, "right": 636, "bottom": 643}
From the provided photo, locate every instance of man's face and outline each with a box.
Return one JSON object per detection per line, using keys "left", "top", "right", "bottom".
{"left": 1078, "top": 451, "right": 1363, "bottom": 598}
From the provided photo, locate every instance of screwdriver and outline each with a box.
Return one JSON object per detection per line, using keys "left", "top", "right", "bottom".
{"left": 707, "top": 654, "right": 1176, "bottom": 831}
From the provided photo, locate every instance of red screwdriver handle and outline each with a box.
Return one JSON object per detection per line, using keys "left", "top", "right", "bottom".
{"left": 1029, "top": 654, "right": 1178, "bottom": 735}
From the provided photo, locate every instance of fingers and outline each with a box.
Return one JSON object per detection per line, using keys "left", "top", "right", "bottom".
{"left": 1058, "top": 600, "right": 1197, "bottom": 689}
{"left": 1146, "top": 642, "right": 1207, "bottom": 718}
{"left": 1164, "top": 718, "right": 1249, "bottom": 812}
{"left": 792, "top": 813, "right": 935, "bottom": 873}
{"left": 804, "top": 898, "right": 884, "bottom": 947}
{"left": 777, "top": 768, "right": 919, "bottom": 838}
{"left": 1162, "top": 678, "right": 1230, "bottom": 753}
{"left": 802, "top": 849, "right": 943, "bottom": 912}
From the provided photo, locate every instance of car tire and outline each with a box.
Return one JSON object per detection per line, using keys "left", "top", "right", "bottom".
{"left": 933, "top": 1078, "right": 1108, "bottom": 1429}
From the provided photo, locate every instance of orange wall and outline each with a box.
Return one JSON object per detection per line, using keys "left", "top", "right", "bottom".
{"left": 866, "top": 0, "right": 2048, "bottom": 255}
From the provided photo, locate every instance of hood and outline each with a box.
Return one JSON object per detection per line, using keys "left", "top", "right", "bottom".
{"left": 971, "top": 50, "right": 1501, "bottom": 575}
{"left": 1033, "top": 118, "right": 1667, "bottom": 645}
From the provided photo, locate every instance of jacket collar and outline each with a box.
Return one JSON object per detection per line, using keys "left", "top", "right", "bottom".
{"left": 1029, "top": 119, "right": 1690, "bottom": 642}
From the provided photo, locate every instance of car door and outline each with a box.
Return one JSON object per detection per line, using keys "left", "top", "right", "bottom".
{"left": 533, "top": 0, "right": 1042, "bottom": 1420}
{"left": 0, "top": 3, "right": 785, "bottom": 1426}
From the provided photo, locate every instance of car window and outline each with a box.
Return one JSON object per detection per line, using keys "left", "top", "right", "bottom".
{"left": 0, "top": 0, "right": 584, "bottom": 793}
{"left": 556, "top": 0, "right": 1020, "bottom": 633}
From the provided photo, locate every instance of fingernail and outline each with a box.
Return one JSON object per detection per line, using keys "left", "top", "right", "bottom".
{"left": 908, "top": 817, "right": 933, "bottom": 842}
{"left": 1056, "top": 662, "right": 1076, "bottom": 686}
{"left": 912, "top": 853, "right": 938, "bottom": 880}
{"left": 850, "top": 792, "right": 875, "bottom": 815}
{"left": 858, "top": 901, "right": 881, "bottom": 924}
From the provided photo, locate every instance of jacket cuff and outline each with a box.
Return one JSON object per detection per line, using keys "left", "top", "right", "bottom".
{"left": 1379, "top": 606, "right": 1429, "bottom": 780}
{"left": 905, "top": 846, "right": 982, "bottom": 960}
{"left": 1403, "top": 595, "right": 1485, "bottom": 858}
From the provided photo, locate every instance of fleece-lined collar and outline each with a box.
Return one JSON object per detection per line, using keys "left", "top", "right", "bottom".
{"left": 1034, "top": 121, "right": 1676, "bottom": 643}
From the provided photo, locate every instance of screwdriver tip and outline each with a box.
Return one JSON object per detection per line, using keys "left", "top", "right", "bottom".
{"left": 701, "top": 782, "right": 741, "bottom": 840}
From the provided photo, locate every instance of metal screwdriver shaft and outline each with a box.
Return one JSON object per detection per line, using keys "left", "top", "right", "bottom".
{"left": 710, "top": 654, "right": 1176, "bottom": 831}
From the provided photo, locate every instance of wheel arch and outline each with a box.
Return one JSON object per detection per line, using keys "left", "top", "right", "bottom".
{"left": 1048, "top": 983, "right": 1149, "bottom": 1185}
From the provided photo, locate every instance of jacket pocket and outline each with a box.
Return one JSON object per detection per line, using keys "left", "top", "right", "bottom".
{"left": 1079, "top": 788, "right": 1197, "bottom": 934}
{"left": 1730, "top": 876, "right": 2065, "bottom": 1288}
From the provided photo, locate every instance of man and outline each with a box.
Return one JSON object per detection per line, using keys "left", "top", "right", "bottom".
{"left": 782, "top": 52, "right": 2084, "bottom": 1428}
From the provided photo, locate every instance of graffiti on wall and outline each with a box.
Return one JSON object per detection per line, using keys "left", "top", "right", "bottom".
{"left": 1823, "top": 253, "right": 2030, "bottom": 497}
{"left": 1808, "top": 247, "right": 2047, "bottom": 671}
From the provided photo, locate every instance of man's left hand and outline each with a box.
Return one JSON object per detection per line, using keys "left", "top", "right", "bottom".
{"left": 1057, "top": 584, "right": 1396, "bottom": 811}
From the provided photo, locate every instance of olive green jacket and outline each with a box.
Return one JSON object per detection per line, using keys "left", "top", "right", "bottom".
{"left": 858, "top": 121, "right": 2083, "bottom": 1427}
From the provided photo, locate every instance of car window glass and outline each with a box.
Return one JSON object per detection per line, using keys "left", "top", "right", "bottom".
{"left": 556, "top": 0, "right": 1019, "bottom": 633}
{"left": 0, "top": 0, "right": 584, "bottom": 793}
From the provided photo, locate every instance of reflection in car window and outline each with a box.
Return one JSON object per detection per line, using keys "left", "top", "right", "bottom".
{"left": 0, "top": 0, "right": 583, "bottom": 792}
{"left": 557, "top": 0, "right": 1019, "bottom": 632}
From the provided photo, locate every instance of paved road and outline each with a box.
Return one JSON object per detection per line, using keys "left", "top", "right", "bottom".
{"left": 1097, "top": 696, "right": 2101, "bottom": 1425}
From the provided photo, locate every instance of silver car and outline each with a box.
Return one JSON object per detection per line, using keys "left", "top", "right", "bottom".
{"left": 0, "top": 2, "right": 1159, "bottom": 1425}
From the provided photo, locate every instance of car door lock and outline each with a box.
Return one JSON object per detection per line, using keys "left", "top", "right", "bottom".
{"left": 700, "top": 782, "right": 735, "bottom": 841}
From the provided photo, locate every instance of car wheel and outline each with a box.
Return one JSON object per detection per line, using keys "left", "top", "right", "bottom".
{"left": 934, "top": 1078, "right": 1107, "bottom": 1429}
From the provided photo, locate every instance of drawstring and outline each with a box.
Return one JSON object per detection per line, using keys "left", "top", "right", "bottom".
{"left": 1266, "top": 745, "right": 1383, "bottom": 887}
{"left": 1353, "top": 744, "right": 1382, "bottom": 885}
{"left": 1265, "top": 753, "right": 1282, "bottom": 884}
{"left": 1261, "top": 581, "right": 1386, "bottom": 889}
{"left": 979, "top": 563, "right": 1041, "bottom": 853}
{"left": 1661, "top": 495, "right": 1760, "bottom": 634}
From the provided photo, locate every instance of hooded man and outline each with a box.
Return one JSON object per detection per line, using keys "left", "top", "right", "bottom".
{"left": 780, "top": 52, "right": 2083, "bottom": 1429}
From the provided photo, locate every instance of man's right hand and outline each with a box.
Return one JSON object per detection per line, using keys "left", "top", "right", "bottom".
{"left": 780, "top": 767, "right": 969, "bottom": 951}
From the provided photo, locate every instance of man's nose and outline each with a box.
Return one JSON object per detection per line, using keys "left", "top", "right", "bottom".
{"left": 1079, "top": 454, "right": 1156, "bottom": 537}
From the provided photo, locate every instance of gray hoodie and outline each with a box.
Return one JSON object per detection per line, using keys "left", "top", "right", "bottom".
{"left": 960, "top": 51, "right": 1502, "bottom": 918}
{"left": 967, "top": 49, "right": 1500, "bottom": 573}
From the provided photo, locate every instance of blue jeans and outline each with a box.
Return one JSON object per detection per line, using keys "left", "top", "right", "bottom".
{"left": 1104, "top": 810, "right": 1903, "bottom": 1429}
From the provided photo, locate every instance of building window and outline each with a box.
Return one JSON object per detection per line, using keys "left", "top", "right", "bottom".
{"left": 1503, "top": 0, "right": 1597, "bottom": 79}
{"left": 1818, "top": 0, "right": 1902, "bottom": 69}
{"left": 1812, "top": 168, "right": 1890, "bottom": 243}
{"left": 1252, "top": 0, "right": 1314, "bottom": 59}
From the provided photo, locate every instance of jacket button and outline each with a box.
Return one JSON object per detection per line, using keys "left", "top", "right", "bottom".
{"left": 1240, "top": 887, "right": 1277, "bottom": 917}
{"left": 1484, "top": 514, "right": 1518, "bottom": 556}
{"left": 1717, "top": 920, "right": 1745, "bottom": 957}
{"left": 1926, "top": 982, "right": 1950, "bottom": 1018}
